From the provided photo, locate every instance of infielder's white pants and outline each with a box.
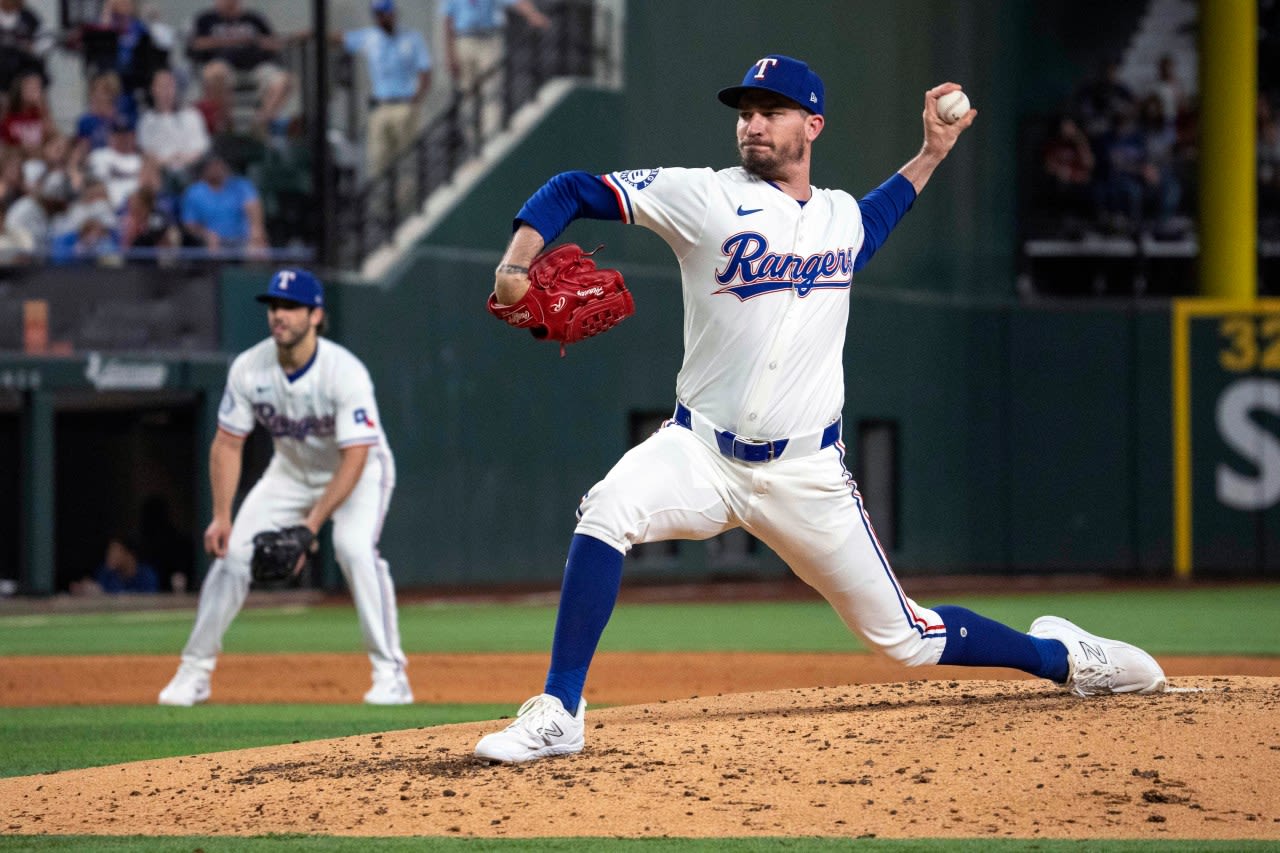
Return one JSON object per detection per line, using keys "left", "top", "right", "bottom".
{"left": 180, "top": 455, "right": 407, "bottom": 681}
{"left": 574, "top": 424, "right": 947, "bottom": 667}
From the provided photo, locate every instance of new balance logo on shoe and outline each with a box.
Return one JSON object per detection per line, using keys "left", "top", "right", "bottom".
{"left": 474, "top": 693, "right": 586, "bottom": 764}
{"left": 1078, "top": 640, "right": 1108, "bottom": 665}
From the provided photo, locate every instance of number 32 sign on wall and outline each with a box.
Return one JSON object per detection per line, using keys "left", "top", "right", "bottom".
{"left": 1173, "top": 299, "right": 1280, "bottom": 577}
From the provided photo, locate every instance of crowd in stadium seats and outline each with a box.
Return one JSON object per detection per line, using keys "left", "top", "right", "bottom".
{"left": 0, "top": 0, "right": 305, "bottom": 265}
{"left": 1032, "top": 54, "right": 1197, "bottom": 242}
{"left": 1033, "top": 37, "right": 1280, "bottom": 244}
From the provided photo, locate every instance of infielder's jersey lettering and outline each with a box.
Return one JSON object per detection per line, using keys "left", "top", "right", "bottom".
{"left": 218, "top": 337, "right": 390, "bottom": 482}
{"left": 252, "top": 402, "right": 336, "bottom": 440}
{"left": 715, "top": 232, "right": 854, "bottom": 299}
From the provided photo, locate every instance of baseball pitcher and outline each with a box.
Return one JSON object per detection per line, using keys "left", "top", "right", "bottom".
{"left": 158, "top": 268, "right": 411, "bottom": 706}
{"left": 474, "top": 55, "right": 1165, "bottom": 763}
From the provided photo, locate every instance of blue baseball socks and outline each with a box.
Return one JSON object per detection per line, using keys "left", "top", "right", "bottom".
{"left": 935, "top": 605, "right": 1069, "bottom": 683}
{"left": 543, "top": 533, "right": 625, "bottom": 712}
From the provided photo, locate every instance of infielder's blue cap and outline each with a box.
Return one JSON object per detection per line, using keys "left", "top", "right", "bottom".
{"left": 256, "top": 268, "right": 324, "bottom": 307}
{"left": 717, "top": 54, "right": 824, "bottom": 116}
{"left": 370, "top": 0, "right": 394, "bottom": 13}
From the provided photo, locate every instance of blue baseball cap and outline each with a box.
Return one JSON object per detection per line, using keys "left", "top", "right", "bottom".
{"left": 256, "top": 268, "right": 324, "bottom": 307}
{"left": 717, "top": 54, "right": 824, "bottom": 116}
{"left": 370, "top": 0, "right": 394, "bottom": 13}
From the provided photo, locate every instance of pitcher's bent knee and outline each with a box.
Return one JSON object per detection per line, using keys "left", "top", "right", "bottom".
{"left": 871, "top": 631, "right": 945, "bottom": 668}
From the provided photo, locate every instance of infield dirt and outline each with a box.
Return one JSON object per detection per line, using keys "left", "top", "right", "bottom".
{"left": 1, "top": 657, "right": 1278, "bottom": 840}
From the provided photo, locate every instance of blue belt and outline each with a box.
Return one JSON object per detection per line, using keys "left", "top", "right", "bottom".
{"left": 673, "top": 403, "right": 840, "bottom": 463}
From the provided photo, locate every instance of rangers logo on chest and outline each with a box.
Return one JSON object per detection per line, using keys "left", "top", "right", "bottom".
{"left": 714, "top": 232, "right": 855, "bottom": 300}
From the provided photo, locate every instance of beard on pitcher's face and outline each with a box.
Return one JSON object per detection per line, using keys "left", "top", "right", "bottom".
{"left": 738, "top": 129, "right": 806, "bottom": 180}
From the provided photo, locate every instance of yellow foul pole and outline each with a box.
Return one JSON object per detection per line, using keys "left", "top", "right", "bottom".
{"left": 1198, "top": 0, "right": 1257, "bottom": 300}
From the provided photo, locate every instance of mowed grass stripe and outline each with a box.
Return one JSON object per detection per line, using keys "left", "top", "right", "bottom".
{"left": 0, "top": 586, "right": 1276, "bottom": 656}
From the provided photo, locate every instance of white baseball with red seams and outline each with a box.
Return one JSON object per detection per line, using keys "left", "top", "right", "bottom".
{"left": 936, "top": 90, "right": 971, "bottom": 124}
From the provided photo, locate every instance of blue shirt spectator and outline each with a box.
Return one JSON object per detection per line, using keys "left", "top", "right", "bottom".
{"left": 90, "top": 536, "right": 159, "bottom": 594}
{"left": 344, "top": 22, "right": 430, "bottom": 102}
{"left": 442, "top": 0, "right": 530, "bottom": 35}
{"left": 180, "top": 153, "right": 266, "bottom": 249}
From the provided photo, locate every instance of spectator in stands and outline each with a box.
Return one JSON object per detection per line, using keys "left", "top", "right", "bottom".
{"left": 442, "top": 0, "right": 549, "bottom": 141}
{"left": 58, "top": 177, "right": 116, "bottom": 239}
{"left": 1259, "top": 106, "right": 1280, "bottom": 232}
{"left": 1094, "top": 105, "right": 1149, "bottom": 235}
{"left": 72, "top": 536, "right": 159, "bottom": 595}
{"left": 139, "top": 67, "right": 210, "bottom": 183}
{"left": 0, "top": 0, "right": 48, "bottom": 110}
{"left": 87, "top": 115, "right": 146, "bottom": 210}
{"left": 121, "top": 158, "right": 189, "bottom": 251}
{"left": 1075, "top": 57, "right": 1135, "bottom": 141}
{"left": 187, "top": 0, "right": 293, "bottom": 136}
{"left": 0, "top": 168, "right": 70, "bottom": 258}
{"left": 1150, "top": 54, "right": 1186, "bottom": 132}
{"left": 76, "top": 70, "right": 126, "bottom": 154}
{"left": 193, "top": 59, "right": 235, "bottom": 137}
{"left": 340, "top": 0, "right": 432, "bottom": 179}
{"left": 51, "top": 203, "right": 119, "bottom": 265}
{"left": 95, "top": 0, "right": 161, "bottom": 98}
{"left": 1, "top": 70, "right": 54, "bottom": 156}
{"left": 21, "top": 130, "right": 69, "bottom": 192}
{"left": 0, "top": 145, "right": 23, "bottom": 210}
{"left": 1137, "top": 93, "right": 1182, "bottom": 238}
{"left": 180, "top": 150, "right": 267, "bottom": 253}
{"left": 1039, "top": 114, "right": 1096, "bottom": 236}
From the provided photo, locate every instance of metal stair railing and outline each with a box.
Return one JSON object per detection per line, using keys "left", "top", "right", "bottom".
{"left": 331, "top": 0, "right": 612, "bottom": 270}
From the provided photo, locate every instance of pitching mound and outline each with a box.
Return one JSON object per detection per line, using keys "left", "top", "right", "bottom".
{"left": 3, "top": 676, "right": 1278, "bottom": 840}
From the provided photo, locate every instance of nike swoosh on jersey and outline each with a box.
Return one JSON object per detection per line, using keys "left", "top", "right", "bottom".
{"left": 736, "top": 205, "right": 763, "bottom": 216}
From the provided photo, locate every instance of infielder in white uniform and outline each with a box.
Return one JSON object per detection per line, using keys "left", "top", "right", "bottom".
{"left": 474, "top": 55, "right": 1166, "bottom": 763}
{"left": 159, "top": 268, "right": 412, "bottom": 706}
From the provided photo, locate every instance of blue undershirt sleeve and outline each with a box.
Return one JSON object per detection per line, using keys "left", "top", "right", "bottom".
{"left": 514, "top": 171, "right": 623, "bottom": 244}
{"left": 853, "top": 172, "right": 918, "bottom": 271}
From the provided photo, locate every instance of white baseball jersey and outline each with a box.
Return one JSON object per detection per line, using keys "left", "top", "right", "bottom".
{"left": 600, "top": 166, "right": 865, "bottom": 440}
{"left": 217, "top": 337, "right": 393, "bottom": 485}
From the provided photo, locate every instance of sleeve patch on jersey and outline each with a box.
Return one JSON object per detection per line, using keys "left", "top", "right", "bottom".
{"left": 353, "top": 408, "right": 376, "bottom": 428}
{"left": 617, "top": 169, "right": 659, "bottom": 190}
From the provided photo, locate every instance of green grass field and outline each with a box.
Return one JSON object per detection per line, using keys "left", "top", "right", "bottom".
{"left": 1, "top": 584, "right": 1277, "bottom": 852}
{"left": 4, "top": 585, "right": 1278, "bottom": 656}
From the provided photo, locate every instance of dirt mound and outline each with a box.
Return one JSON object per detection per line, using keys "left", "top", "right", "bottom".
{"left": 4, "top": 676, "right": 1278, "bottom": 840}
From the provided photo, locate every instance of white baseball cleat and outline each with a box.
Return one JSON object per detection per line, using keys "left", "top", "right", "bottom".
{"left": 363, "top": 673, "right": 414, "bottom": 705}
{"left": 157, "top": 665, "right": 211, "bottom": 706}
{"left": 1029, "top": 615, "right": 1167, "bottom": 697}
{"left": 474, "top": 693, "right": 586, "bottom": 764}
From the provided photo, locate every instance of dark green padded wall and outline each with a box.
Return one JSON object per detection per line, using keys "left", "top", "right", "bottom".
{"left": 215, "top": 3, "right": 1193, "bottom": 586}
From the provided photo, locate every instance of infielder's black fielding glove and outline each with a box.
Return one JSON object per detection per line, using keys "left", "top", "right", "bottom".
{"left": 250, "top": 525, "right": 316, "bottom": 586}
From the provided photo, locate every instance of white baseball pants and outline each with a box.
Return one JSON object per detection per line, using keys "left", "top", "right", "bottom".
{"left": 574, "top": 423, "right": 947, "bottom": 667}
{"left": 179, "top": 452, "right": 407, "bottom": 681}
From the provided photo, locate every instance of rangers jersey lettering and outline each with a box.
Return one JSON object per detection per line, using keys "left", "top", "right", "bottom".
{"left": 601, "top": 165, "right": 865, "bottom": 439}
{"left": 217, "top": 337, "right": 394, "bottom": 485}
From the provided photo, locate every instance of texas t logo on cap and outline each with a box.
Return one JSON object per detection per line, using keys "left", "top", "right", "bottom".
{"left": 256, "top": 268, "right": 325, "bottom": 307}
{"left": 718, "top": 54, "right": 825, "bottom": 116}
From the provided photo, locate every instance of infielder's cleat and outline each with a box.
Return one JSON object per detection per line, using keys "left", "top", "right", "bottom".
{"left": 157, "top": 666, "right": 211, "bottom": 706}
{"left": 474, "top": 693, "right": 586, "bottom": 764}
{"left": 1029, "top": 615, "right": 1166, "bottom": 697}
{"left": 364, "top": 674, "right": 414, "bottom": 705}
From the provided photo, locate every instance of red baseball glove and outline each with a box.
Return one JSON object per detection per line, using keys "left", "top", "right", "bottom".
{"left": 487, "top": 243, "right": 634, "bottom": 355}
